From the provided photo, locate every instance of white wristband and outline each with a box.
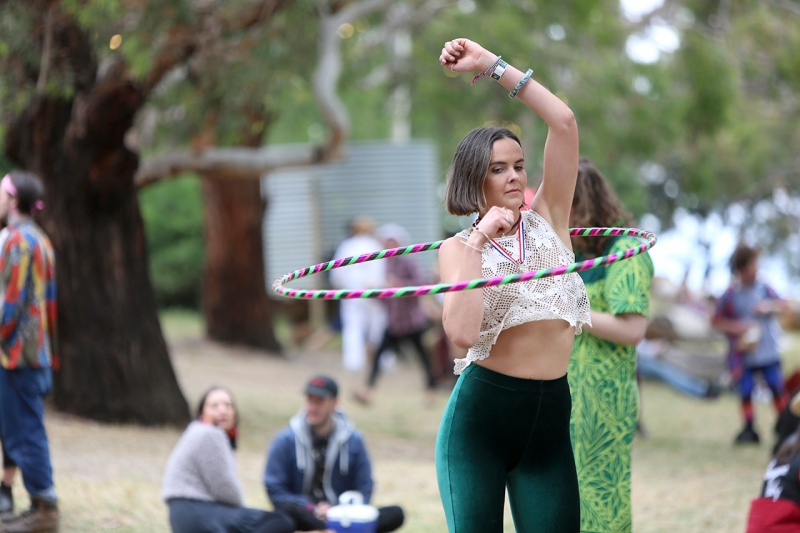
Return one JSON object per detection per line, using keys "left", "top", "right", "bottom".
{"left": 491, "top": 60, "right": 507, "bottom": 82}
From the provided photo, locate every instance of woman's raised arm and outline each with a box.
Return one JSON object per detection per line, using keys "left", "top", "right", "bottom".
{"left": 441, "top": 39, "right": 579, "bottom": 238}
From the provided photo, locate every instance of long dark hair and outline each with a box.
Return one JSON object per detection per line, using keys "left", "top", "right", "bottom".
{"left": 570, "top": 158, "right": 633, "bottom": 257}
{"left": 196, "top": 386, "right": 239, "bottom": 450}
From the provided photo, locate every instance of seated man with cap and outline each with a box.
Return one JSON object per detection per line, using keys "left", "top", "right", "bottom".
{"left": 264, "top": 375, "right": 404, "bottom": 532}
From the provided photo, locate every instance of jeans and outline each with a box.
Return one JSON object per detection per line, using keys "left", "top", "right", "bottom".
{"left": 168, "top": 499, "right": 296, "bottom": 533}
{"left": 638, "top": 356, "right": 713, "bottom": 398}
{"left": 0, "top": 366, "right": 56, "bottom": 503}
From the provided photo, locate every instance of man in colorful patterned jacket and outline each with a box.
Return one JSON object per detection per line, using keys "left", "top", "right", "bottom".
{"left": 0, "top": 171, "right": 58, "bottom": 532}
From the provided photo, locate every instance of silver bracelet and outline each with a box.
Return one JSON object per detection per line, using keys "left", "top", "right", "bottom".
{"left": 460, "top": 239, "right": 483, "bottom": 253}
{"left": 491, "top": 60, "right": 507, "bottom": 81}
{"left": 509, "top": 69, "right": 533, "bottom": 99}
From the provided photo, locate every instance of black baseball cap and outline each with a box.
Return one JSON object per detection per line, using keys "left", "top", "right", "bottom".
{"left": 304, "top": 375, "right": 338, "bottom": 399}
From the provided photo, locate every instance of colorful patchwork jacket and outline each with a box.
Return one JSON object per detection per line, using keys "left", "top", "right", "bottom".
{"left": 0, "top": 218, "right": 57, "bottom": 370}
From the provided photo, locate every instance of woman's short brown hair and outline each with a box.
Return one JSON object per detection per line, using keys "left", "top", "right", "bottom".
{"left": 444, "top": 126, "right": 521, "bottom": 216}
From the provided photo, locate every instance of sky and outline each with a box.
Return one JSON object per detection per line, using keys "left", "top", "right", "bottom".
{"left": 644, "top": 212, "right": 798, "bottom": 300}
{"left": 620, "top": 0, "right": 664, "bottom": 20}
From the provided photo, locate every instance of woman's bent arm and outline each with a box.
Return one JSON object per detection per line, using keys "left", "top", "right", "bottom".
{"left": 584, "top": 311, "right": 648, "bottom": 346}
{"left": 440, "top": 236, "right": 485, "bottom": 349}
{"left": 442, "top": 40, "right": 579, "bottom": 235}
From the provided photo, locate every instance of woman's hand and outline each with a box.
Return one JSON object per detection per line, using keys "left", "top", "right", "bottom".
{"left": 440, "top": 38, "right": 495, "bottom": 73}
{"left": 754, "top": 299, "right": 786, "bottom": 316}
{"left": 476, "top": 206, "right": 514, "bottom": 239}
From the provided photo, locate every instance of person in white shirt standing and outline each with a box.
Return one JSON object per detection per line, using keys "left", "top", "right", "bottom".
{"left": 329, "top": 216, "right": 387, "bottom": 372}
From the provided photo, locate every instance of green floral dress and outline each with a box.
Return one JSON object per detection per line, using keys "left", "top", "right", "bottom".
{"left": 568, "top": 236, "right": 653, "bottom": 533}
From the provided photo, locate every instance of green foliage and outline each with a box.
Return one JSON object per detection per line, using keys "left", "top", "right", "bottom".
{"left": 0, "top": 152, "right": 12, "bottom": 176}
{"left": 147, "top": 0, "right": 321, "bottom": 150}
{"left": 0, "top": 4, "right": 36, "bottom": 123}
{"left": 650, "top": 0, "right": 800, "bottom": 232}
{"left": 61, "top": 0, "right": 197, "bottom": 79}
{"left": 677, "top": 33, "right": 735, "bottom": 138}
{"left": 4, "top": 0, "right": 800, "bottom": 279}
{"left": 139, "top": 176, "right": 205, "bottom": 309}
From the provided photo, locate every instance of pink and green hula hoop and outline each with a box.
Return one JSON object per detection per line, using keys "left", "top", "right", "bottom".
{"left": 272, "top": 227, "right": 657, "bottom": 300}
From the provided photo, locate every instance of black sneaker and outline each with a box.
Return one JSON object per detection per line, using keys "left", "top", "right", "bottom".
{"left": 0, "top": 482, "right": 12, "bottom": 514}
{"left": 735, "top": 424, "right": 761, "bottom": 445}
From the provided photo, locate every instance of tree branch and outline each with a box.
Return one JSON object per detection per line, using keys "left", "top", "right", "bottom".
{"left": 768, "top": 0, "right": 800, "bottom": 16}
{"left": 36, "top": 4, "right": 54, "bottom": 92}
{"left": 141, "top": 1, "right": 292, "bottom": 99}
{"left": 314, "top": 0, "right": 394, "bottom": 159}
{"left": 138, "top": 0, "right": 394, "bottom": 186}
{"left": 224, "top": 0, "right": 288, "bottom": 30}
{"left": 135, "top": 144, "right": 324, "bottom": 187}
{"left": 360, "top": 0, "right": 456, "bottom": 49}
{"left": 141, "top": 26, "right": 199, "bottom": 96}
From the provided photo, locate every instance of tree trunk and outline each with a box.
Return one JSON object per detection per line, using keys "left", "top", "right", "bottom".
{"left": 5, "top": 93, "right": 190, "bottom": 425}
{"left": 202, "top": 177, "right": 281, "bottom": 352}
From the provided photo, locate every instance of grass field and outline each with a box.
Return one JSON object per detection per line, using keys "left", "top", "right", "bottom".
{"left": 31, "top": 310, "right": 800, "bottom": 532}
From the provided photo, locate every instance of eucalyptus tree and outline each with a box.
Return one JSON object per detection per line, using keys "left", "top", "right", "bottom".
{"left": 134, "top": 0, "right": 454, "bottom": 348}
{"left": 0, "top": 0, "right": 345, "bottom": 425}
{"left": 0, "top": 0, "right": 449, "bottom": 424}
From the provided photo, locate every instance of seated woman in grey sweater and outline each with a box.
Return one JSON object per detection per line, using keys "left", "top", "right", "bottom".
{"left": 161, "top": 386, "right": 296, "bottom": 533}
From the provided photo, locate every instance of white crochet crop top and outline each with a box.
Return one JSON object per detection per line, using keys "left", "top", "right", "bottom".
{"left": 452, "top": 209, "right": 591, "bottom": 375}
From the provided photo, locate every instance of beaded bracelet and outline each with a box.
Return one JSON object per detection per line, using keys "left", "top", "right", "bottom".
{"left": 510, "top": 69, "right": 533, "bottom": 99}
{"left": 469, "top": 226, "right": 492, "bottom": 242}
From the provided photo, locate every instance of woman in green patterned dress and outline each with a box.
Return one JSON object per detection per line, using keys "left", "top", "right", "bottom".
{"left": 568, "top": 159, "right": 654, "bottom": 533}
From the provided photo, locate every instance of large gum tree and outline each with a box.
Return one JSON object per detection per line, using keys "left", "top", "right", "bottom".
{"left": 0, "top": 0, "right": 426, "bottom": 425}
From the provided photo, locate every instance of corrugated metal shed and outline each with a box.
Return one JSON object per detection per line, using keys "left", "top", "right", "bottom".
{"left": 262, "top": 168, "right": 320, "bottom": 291}
{"left": 263, "top": 140, "right": 441, "bottom": 296}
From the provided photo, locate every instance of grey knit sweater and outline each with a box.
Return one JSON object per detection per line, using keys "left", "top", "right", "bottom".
{"left": 161, "top": 421, "right": 244, "bottom": 506}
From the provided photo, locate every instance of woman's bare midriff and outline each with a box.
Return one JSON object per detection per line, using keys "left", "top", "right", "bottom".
{"left": 474, "top": 319, "right": 576, "bottom": 380}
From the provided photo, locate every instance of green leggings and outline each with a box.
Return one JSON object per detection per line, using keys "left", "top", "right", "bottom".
{"left": 435, "top": 364, "right": 580, "bottom": 533}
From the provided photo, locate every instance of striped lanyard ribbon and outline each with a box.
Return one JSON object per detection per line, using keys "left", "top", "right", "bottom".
{"left": 488, "top": 217, "right": 525, "bottom": 264}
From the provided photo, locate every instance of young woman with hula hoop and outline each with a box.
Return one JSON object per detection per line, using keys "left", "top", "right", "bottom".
{"left": 436, "top": 38, "right": 590, "bottom": 532}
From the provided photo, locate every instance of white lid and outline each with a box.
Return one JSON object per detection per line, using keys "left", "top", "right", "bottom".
{"left": 327, "top": 503, "right": 379, "bottom": 522}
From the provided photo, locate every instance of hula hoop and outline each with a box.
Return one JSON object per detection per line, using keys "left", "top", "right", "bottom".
{"left": 272, "top": 227, "right": 656, "bottom": 300}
